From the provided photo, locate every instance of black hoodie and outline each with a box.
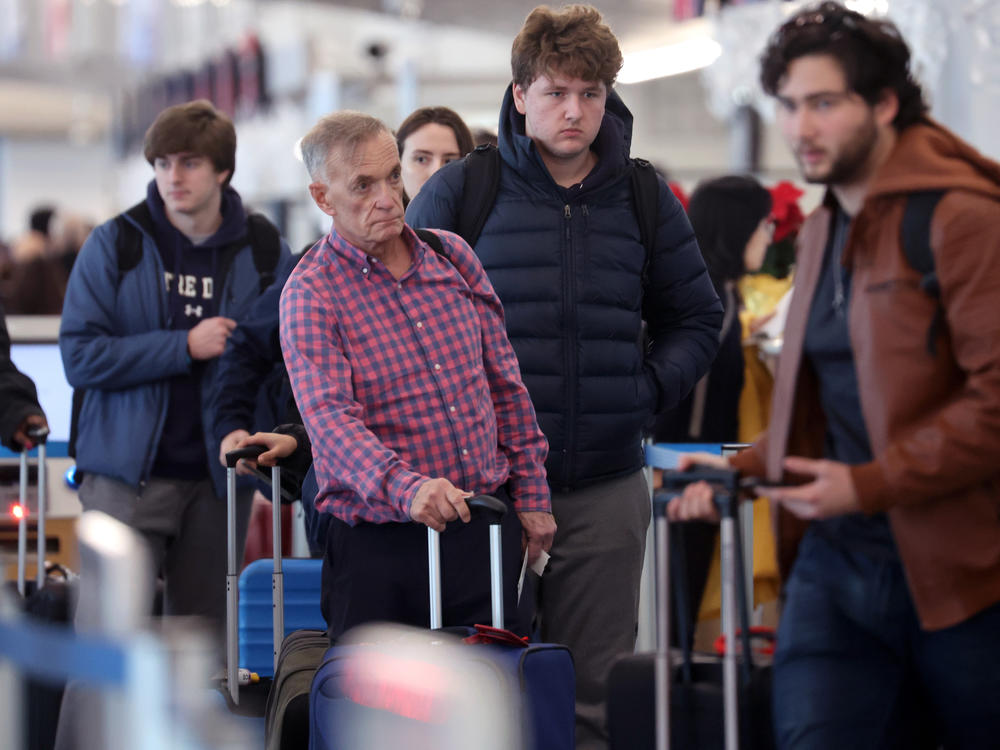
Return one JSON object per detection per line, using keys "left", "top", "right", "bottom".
{"left": 146, "top": 180, "right": 248, "bottom": 479}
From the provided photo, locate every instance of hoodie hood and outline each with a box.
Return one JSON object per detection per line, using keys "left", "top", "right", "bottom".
{"left": 869, "top": 119, "right": 1000, "bottom": 202}
{"left": 497, "top": 83, "right": 636, "bottom": 194}
{"left": 145, "top": 180, "right": 249, "bottom": 250}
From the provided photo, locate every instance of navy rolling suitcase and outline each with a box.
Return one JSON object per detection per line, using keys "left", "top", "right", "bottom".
{"left": 607, "top": 465, "right": 774, "bottom": 750}
{"left": 308, "top": 495, "right": 576, "bottom": 750}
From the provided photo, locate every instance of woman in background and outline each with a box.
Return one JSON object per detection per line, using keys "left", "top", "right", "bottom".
{"left": 656, "top": 174, "right": 773, "bottom": 444}
{"left": 396, "top": 106, "right": 474, "bottom": 205}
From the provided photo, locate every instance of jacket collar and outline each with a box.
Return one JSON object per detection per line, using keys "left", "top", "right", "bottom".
{"left": 497, "top": 83, "right": 635, "bottom": 194}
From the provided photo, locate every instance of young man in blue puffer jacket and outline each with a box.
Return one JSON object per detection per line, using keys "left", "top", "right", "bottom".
{"left": 406, "top": 6, "right": 722, "bottom": 748}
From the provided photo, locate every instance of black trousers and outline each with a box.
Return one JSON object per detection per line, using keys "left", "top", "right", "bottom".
{"left": 321, "top": 486, "right": 525, "bottom": 642}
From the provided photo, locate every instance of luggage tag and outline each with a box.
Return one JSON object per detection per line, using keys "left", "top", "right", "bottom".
{"left": 462, "top": 623, "right": 530, "bottom": 648}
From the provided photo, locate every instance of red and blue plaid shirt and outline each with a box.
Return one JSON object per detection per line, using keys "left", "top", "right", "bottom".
{"left": 279, "top": 225, "right": 550, "bottom": 525}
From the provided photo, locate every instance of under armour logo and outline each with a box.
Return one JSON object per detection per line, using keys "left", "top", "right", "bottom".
{"left": 184, "top": 304, "right": 204, "bottom": 318}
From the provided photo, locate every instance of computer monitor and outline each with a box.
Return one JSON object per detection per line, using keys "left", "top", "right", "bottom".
{"left": 8, "top": 342, "right": 72, "bottom": 444}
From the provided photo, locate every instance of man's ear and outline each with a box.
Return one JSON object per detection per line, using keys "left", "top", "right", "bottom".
{"left": 215, "top": 169, "right": 232, "bottom": 187}
{"left": 874, "top": 88, "right": 899, "bottom": 129}
{"left": 512, "top": 82, "right": 528, "bottom": 116}
{"left": 309, "top": 182, "right": 336, "bottom": 218}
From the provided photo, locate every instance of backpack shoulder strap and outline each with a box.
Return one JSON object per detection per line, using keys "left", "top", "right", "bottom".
{"left": 414, "top": 228, "right": 445, "bottom": 256}
{"left": 246, "top": 213, "right": 283, "bottom": 294}
{"left": 630, "top": 157, "right": 660, "bottom": 285}
{"left": 416, "top": 228, "right": 476, "bottom": 290}
{"left": 901, "top": 189, "right": 946, "bottom": 356}
{"left": 457, "top": 144, "right": 501, "bottom": 247}
{"left": 115, "top": 202, "right": 152, "bottom": 274}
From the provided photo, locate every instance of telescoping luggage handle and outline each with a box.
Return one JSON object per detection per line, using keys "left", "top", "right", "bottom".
{"left": 652, "top": 466, "right": 749, "bottom": 750}
{"left": 427, "top": 495, "right": 507, "bottom": 631}
{"left": 224, "top": 444, "right": 284, "bottom": 706}
{"left": 17, "top": 425, "right": 49, "bottom": 597}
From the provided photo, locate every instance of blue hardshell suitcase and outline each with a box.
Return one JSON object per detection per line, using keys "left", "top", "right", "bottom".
{"left": 239, "top": 557, "right": 324, "bottom": 678}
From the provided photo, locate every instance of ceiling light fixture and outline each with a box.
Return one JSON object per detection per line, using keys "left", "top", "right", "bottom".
{"left": 619, "top": 36, "right": 723, "bottom": 85}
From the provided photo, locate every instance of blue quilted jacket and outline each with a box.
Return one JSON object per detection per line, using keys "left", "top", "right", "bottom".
{"left": 60, "top": 199, "right": 292, "bottom": 494}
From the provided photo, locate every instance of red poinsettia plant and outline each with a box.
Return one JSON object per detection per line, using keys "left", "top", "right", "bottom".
{"left": 756, "top": 180, "right": 805, "bottom": 278}
{"left": 768, "top": 180, "right": 805, "bottom": 243}
{"left": 668, "top": 181, "right": 690, "bottom": 212}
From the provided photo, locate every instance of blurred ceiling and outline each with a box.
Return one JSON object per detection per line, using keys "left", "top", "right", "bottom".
{"left": 329, "top": 0, "right": 678, "bottom": 40}
{"left": 0, "top": 0, "right": 680, "bottom": 140}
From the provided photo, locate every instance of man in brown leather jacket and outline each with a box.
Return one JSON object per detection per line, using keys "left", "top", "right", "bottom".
{"left": 669, "top": 3, "right": 1000, "bottom": 748}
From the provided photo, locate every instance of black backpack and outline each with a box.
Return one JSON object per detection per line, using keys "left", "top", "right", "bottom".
{"left": 900, "top": 190, "right": 946, "bottom": 356}
{"left": 66, "top": 207, "right": 283, "bottom": 459}
{"left": 112, "top": 202, "right": 282, "bottom": 294}
{"left": 454, "top": 144, "right": 661, "bottom": 283}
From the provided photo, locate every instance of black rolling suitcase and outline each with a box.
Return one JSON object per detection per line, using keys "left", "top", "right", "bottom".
{"left": 10, "top": 427, "right": 77, "bottom": 750}
{"left": 222, "top": 445, "right": 328, "bottom": 749}
{"left": 608, "top": 466, "right": 774, "bottom": 750}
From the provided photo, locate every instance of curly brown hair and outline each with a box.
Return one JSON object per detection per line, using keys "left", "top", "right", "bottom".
{"left": 143, "top": 100, "right": 237, "bottom": 186}
{"left": 511, "top": 5, "right": 623, "bottom": 90}
{"left": 759, "top": 2, "right": 928, "bottom": 131}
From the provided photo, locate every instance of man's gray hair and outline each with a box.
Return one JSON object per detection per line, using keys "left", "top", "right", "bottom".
{"left": 300, "top": 111, "right": 392, "bottom": 182}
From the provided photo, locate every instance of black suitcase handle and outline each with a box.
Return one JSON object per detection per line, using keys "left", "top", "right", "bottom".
{"left": 467, "top": 494, "right": 506, "bottom": 524}
{"left": 224, "top": 444, "right": 268, "bottom": 468}
{"left": 26, "top": 425, "right": 49, "bottom": 445}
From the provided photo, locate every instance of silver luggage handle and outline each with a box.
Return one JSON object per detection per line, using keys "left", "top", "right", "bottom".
{"left": 427, "top": 494, "right": 507, "bottom": 631}
{"left": 653, "top": 466, "right": 749, "bottom": 750}
{"left": 223, "top": 445, "right": 285, "bottom": 704}
{"left": 17, "top": 425, "right": 49, "bottom": 597}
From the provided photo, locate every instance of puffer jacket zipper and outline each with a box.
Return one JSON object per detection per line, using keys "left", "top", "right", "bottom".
{"left": 561, "top": 203, "right": 577, "bottom": 490}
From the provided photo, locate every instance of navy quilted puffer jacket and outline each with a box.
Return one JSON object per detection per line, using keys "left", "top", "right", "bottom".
{"left": 407, "top": 86, "right": 722, "bottom": 490}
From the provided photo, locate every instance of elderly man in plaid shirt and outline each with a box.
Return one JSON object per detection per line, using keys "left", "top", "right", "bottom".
{"left": 280, "top": 111, "right": 555, "bottom": 641}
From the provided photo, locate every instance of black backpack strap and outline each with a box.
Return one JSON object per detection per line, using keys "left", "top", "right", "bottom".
{"left": 246, "top": 213, "right": 283, "bottom": 294}
{"left": 114, "top": 202, "right": 152, "bottom": 275}
{"left": 457, "top": 144, "right": 502, "bottom": 247}
{"left": 901, "top": 190, "right": 946, "bottom": 356}
{"left": 415, "top": 228, "right": 445, "bottom": 256}
{"left": 630, "top": 158, "right": 660, "bottom": 287}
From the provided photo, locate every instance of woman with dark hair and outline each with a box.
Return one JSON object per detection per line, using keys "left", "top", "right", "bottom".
{"left": 656, "top": 174, "right": 773, "bottom": 444}
{"left": 395, "top": 106, "right": 475, "bottom": 204}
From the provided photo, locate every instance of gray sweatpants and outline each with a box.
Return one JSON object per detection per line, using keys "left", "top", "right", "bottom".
{"left": 53, "top": 473, "right": 253, "bottom": 750}
{"left": 73, "top": 473, "right": 253, "bottom": 629}
{"left": 539, "top": 470, "right": 651, "bottom": 750}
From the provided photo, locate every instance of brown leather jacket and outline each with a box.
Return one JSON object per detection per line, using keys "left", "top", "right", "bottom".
{"left": 731, "top": 121, "right": 1000, "bottom": 630}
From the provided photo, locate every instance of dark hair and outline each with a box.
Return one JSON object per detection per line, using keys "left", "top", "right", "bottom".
{"left": 472, "top": 127, "right": 498, "bottom": 148}
{"left": 687, "top": 175, "right": 772, "bottom": 287}
{"left": 760, "top": 2, "right": 928, "bottom": 130}
{"left": 143, "top": 100, "right": 237, "bottom": 186}
{"left": 511, "top": 4, "right": 623, "bottom": 90}
{"left": 29, "top": 206, "right": 56, "bottom": 236}
{"left": 395, "top": 106, "right": 475, "bottom": 160}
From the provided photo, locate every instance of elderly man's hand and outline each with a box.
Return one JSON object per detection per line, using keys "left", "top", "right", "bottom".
{"left": 517, "top": 511, "right": 557, "bottom": 565}
{"left": 410, "top": 478, "right": 472, "bottom": 532}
